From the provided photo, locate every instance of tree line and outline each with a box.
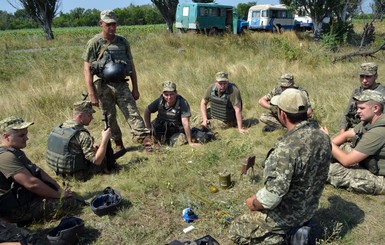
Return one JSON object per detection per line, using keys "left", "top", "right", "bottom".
{"left": 0, "top": 4, "right": 164, "bottom": 31}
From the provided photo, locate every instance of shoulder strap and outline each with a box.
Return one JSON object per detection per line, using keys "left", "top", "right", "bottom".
{"left": 97, "top": 40, "right": 111, "bottom": 61}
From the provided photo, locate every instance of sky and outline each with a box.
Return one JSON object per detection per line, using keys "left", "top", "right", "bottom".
{"left": 0, "top": 0, "right": 373, "bottom": 14}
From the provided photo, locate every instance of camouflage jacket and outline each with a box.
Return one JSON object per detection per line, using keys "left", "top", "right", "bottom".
{"left": 257, "top": 120, "right": 332, "bottom": 229}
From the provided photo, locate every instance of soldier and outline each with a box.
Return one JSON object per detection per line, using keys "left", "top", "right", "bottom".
{"left": 0, "top": 116, "right": 78, "bottom": 224}
{"left": 82, "top": 10, "right": 151, "bottom": 154}
{"left": 144, "top": 81, "right": 200, "bottom": 147}
{"left": 0, "top": 219, "right": 33, "bottom": 244}
{"left": 200, "top": 71, "right": 248, "bottom": 134}
{"left": 339, "top": 62, "right": 385, "bottom": 134}
{"left": 322, "top": 90, "right": 385, "bottom": 195}
{"left": 46, "top": 101, "right": 116, "bottom": 181}
{"left": 258, "top": 73, "right": 313, "bottom": 132}
{"left": 229, "top": 88, "right": 332, "bottom": 244}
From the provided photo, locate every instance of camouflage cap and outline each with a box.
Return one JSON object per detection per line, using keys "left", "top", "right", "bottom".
{"left": 0, "top": 116, "right": 34, "bottom": 132}
{"left": 280, "top": 73, "right": 295, "bottom": 87}
{"left": 359, "top": 62, "right": 378, "bottom": 76}
{"left": 354, "top": 90, "right": 385, "bottom": 104}
{"left": 100, "top": 10, "right": 117, "bottom": 24}
{"left": 73, "top": 101, "right": 96, "bottom": 114}
{"left": 270, "top": 88, "right": 309, "bottom": 113}
{"left": 162, "top": 81, "right": 177, "bottom": 92}
{"left": 215, "top": 71, "right": 229, "bottom": 82}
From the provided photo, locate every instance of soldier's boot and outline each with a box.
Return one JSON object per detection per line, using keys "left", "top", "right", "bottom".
{"left": 113, "top": 139, "right": 127, "bottom": 158}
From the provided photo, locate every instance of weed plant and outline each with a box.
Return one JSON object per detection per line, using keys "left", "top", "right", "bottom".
{"left": 0, "top": 21, "right": 384, "bottom": 244}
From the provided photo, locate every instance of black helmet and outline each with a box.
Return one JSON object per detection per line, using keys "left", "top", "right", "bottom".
{"left": 102, "top": 62, "right": 126, "bottom": 83}
{"left": 91, "top": 187, "right": 122, "bottom": 216}
{"left": 47, "top": 216, "right": 85, "bottom": 245}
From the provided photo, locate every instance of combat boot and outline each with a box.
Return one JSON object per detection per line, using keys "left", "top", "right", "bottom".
{"left": 114, "top": 139, "right": 127, "bottom": 158}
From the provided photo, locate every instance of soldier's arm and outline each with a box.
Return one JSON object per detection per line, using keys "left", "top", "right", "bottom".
{"left": 130, "top": 62, "right": 140, "bottom": 100}
{"left": 200, "top": 98, "right": 210, "bottom": 127}
{"left": 83, "top": 61, "right": 99, "bottom": 107}
{"left": 234, "top": 103, "right": 248, "bottom": 134}
{"left": 258, "top": 95, "right": 271, "bottom": 109}
{"left": 182, "top": 117, "right": 200, "bottom": 146}
{"left": 143, "top": 107, "right": 152, "bottom": 130}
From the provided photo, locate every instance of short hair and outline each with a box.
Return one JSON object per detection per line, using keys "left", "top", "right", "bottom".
{"left": 280, "top": 108, "right": 308, "bottom": 123}
{"left": 367, "top": 100, "right": 384, "bottom": 113}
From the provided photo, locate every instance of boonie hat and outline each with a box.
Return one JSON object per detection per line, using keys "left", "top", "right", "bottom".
{"left": 73, "top": 101, "right": 96, "bottom": 114}
{"left": 0, "top": 116, "right": 34, "bottom": 132}
{"left": 100, "top": 10, "right": 117, "bottom": 24}
{"left": 359, "top": 62, "right": 378, "bottom": 76}
{"left": 280, "top": 73, "right": 295, "bottom": 87}
{"left": 215, "top": 71, "right": 229, "bottom": 82}
{"left": 354, "top": 90, "right": 385, "bottom": 104}
{"left": 271, "top": 88, "right": 309, "bottom": 113}
{"left": 162, "top": 81, "right": 177, "bottom": 92}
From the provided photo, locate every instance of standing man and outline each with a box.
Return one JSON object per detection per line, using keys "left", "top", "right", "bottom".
{"left": 47, "top": 101, "right": 116, "bottom": 181}
{"left": 258, "top": 73, "right": 313, "bottom": 132}
{"left": 0, "top": 116, "right": 78, "bottom": 224}
{"left": 339, "top": 62, "right": 385, "bottom": 134}
{"left": 82, "top": 10, "right": 151, "bottom": 154}
{"left": 200, "top": 71, "right": 248, "bottom": 134}
{"left": 144, "top": 81, "right": 200, "bottom": 147}
{"left": 229, "top": 88, "right": 331, "bottom": 244}
{"left": 322, "top": 90, "right": 385, "bottom": 195}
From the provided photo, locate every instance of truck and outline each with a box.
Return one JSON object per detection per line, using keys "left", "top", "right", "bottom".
{"left": 294, "top": 15, "right": 313, "bottom": 32}
{"left": 247, "top": 4, "right": 295, "bottom": 32}
{"left": 175, "top": 2, "right": 248, "bottom": 35}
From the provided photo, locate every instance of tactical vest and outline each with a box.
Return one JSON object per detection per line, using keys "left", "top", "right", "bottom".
{"left": 209, "top": 83, "right": 236, "bottom": 123}
{"left": 354, "top": 117, "right": 385, "bottom": 176}
{"left": 0, "top": 147, "right": 38, "bottom": 213}
{"left": 98, "top": 35, "right": 132, "bottom": 75}
{"left": 156, "top": 96, "right": 182, "bottom": 126}
{"left": 46, "top": 125, "right": 88, "bottom": 174}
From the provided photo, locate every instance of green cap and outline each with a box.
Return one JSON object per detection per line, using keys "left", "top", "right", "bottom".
{"left": 73, "top": 101, "right": 96, "bottom": 114}
{"left": 359, "top": 62, "right": 378, "bottom": 76}
{"left": 162, "top": 81, "right": 176, "bottom": 92}
{"left": 215, "top": 71, "right": 229, "bottom": 82}
{"left": 354, "top": 90, "right": 385, "bottom": 104}
{"left": 100, "top": 10, "right": 117, "bottom": 24}
{"left": 0, "top": 116, "right": 34, "bottom": 132}
{"left": 270, "top": 88, "right": 309, "bottom": 113}
{"left": 280, "top": 73, "right": 295, "bottom": 87}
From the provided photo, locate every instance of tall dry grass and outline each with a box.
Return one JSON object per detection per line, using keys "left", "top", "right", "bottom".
{"left": 0, "top": 21, "right": 385, "bottom": 244}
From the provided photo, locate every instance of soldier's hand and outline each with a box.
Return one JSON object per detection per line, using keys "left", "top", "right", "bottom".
{"left": 90, "top": 94, "right": 99, "bottom": 107}
{"left": 132, "top": 90, "right": 140, "bottom": 100}
{"left": 320, "top": 126, "right": 329, "bottom": 136}
{"left": 246, "top": 195, "right": 258, "bottom": 211}
{"left": 102, "top": 128, "right": 112, "bottom": 140}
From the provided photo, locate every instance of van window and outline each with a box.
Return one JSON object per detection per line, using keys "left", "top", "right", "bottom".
{"left": 261, "top": 10, "right": 267, "bottom": 17}
{"left": 209, "top": 8, "right": 219, "bottom": 16}
{"left": 182, "top": 7, "right": 189, "bottom": 17}
{"left": 199, "top": 7, "right": 209, "bottom": 16}
{"left": 252, "top": 11, "right": 260, "bottom": 18}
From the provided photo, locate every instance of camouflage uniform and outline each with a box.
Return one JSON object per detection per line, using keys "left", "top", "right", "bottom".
{"left": 329, "top": 113, "right": 385, "bottom": 195}
{"left": 0, "top": 219, "right": 31, "bottom": 243}
{"left": 229, "top": 120, "right": 332, "bottom": 244}
{"left": 340, "top": 62, "right": 385, "bottom": 131}
{"left": 260, "top": 74, "right": 311, "bottom": 129}
{"left": 83, "top": 32, "right": 149, "bottom": 143}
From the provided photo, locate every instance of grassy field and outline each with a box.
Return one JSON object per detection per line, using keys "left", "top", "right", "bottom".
{"left": 0, "top": 20, "right": 385, "bottom": 244}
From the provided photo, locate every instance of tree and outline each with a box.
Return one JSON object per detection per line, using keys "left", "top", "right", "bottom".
{"left": 237, "top": 2, "right": 256, "bottom": 20}
{"left": 151, "top": 0, "right": 179, "bottom": 33}
{"left": 7, "top": 0, "right": 61, "bottom": 40}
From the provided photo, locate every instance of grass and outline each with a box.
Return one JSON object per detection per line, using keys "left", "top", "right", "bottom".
{"left": 0, "top": 20, "right": 385, "bottom": 244}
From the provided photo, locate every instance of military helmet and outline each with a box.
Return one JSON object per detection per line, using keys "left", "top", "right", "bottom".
{"left": 47, "top": 216, "right": 85, "bottom": 245}
{"left": 91, "top": 187, "right": 122, "bottom": 216}
{"left": 102, "top": 61, "right": 126, "bottom": 83}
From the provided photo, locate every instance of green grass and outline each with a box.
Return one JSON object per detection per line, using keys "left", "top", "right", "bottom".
{"left": 1, "top": 20, "right": 385, "bottom": 244}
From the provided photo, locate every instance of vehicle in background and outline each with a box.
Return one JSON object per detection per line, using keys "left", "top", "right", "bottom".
{"left": 294, "top": 8, "right": 313, "bottom": 31}
{"left": 175, "top": 2, "right": 248, "bottom": 35}
{"left": 247, "top": 4, "right": 294, "bottom": 32}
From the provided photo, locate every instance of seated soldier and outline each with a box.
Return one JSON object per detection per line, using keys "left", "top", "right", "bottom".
{"left": 46, "top": 101, "right": 115, "bottom": 181}
{"left": 144, "top": 81, "right": 200, "bottom": 147}
{"left": 199, "top": 71, "right": 248, "bottom": 134}
{"left": 339, "top": 62, "right": 385, "bottom": 134}
{"left": 258, "top": 73, "right": 313, "bottom": 132}
{"left": 321, "top": 90, "right": 385, "bottom": 195}
{"left": 0, "top": 116, "right": 78, "bottom": 224}
{"left": 229, "top": 88, "right": 331, "bottom": 244}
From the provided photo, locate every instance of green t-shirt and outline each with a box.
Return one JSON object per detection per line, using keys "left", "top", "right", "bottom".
{"left": 0, "top": 149, "right": 29, "bottom": 195}
{"left": 354, "top": 114, "right": 385, "bottom": 157}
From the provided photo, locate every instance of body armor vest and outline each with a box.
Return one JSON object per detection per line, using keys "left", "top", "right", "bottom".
{"left": 210, "top": 83, "right": 236, "bottom": 123}
{"left": 100, "top": 35, "right": 132, "bottom": 75}
{"left": 355, "top": 116, "right": 385, "bottom": 176}
{"left": 156, "top": 96, "right": 182, "bottom": 126}
{"left": 46, "top": 125, "right": 88, "bottom": 174}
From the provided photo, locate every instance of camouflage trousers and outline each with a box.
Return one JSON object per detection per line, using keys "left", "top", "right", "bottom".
{"left": 2, "top": 196, "right": 79, "bottom": 224}
{"left": 229, "top": 212, "right": 286, "bottom": 245}
{"left": 95, "top": 79, "right": 150, "bottom": 143}
{"left": 192, "top": 115, "right": 236, "bottom": 131}
{"left": 259, "top": 112, "right": 284, "bottom": 129}
{"left": 327, "top": 162, "right": 385, "bottom": 195}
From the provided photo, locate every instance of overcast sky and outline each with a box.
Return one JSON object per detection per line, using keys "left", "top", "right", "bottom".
{"left": 0, "top": 0, "right": 373, "bottom": 14}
